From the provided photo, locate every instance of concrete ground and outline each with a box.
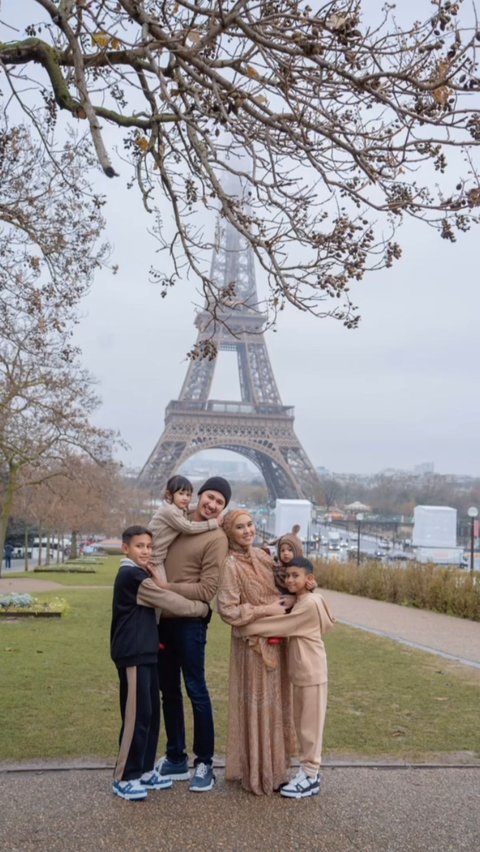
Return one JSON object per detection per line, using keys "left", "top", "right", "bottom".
{"left": 1, "top": 577, "right": 479, "bottom": 851}
{"left": 1, "top": 765, "right": 479, "bottom": 851}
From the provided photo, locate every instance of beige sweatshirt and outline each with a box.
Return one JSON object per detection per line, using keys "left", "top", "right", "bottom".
{"left": 137, "top": 577, "right": 209, "bottom": 618}
{"left": 239, "top": 592, "right": 335, "bottom": 686}
{"left": 149, "top": 502, "right": 219, "bottom": 574}
{"left": 163, "top": 524, "right": 228, "bottom": 603}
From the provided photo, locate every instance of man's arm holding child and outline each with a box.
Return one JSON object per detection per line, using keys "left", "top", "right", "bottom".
{"left": 162, "top": 535, "right": 228, "bottom": 602}
{"left": 138, "top": 577, "right": 209, "bottom": 618}
{"left": 154, "top": 502, "right": 220, "bottom": 536}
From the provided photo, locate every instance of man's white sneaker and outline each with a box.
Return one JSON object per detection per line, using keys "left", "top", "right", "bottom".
{"left": 156, "top": 756, "right": 191, "bottom": 780}
{"left": 189, "top": 762, "right": 215, "bottom": 792}
{"left": 112, "top": 779, "right": 148, "bottom": 801}
{"left": 280, "top": 769, "right": 320, "bottom": 799}
{"left": 140, "top": 769, "right": 173, "bottom": 790}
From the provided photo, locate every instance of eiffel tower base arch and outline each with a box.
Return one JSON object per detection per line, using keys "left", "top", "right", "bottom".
{"left": 139, "top": 406, "right": 320, "bottom": 502}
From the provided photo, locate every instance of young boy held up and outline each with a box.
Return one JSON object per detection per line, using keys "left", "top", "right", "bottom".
{"left": 110, "top": 525, "right": 210, "bottom": 801}
{"left": 239, "top": 557, "right": 335, "bottom": 799}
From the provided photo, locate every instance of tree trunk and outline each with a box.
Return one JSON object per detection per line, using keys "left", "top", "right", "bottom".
{"left": 71, "top": 530, "right": 78, "bottom": 560}
{"left": 24, "top": 525, "right": 29, "bottom": 572}
{"left": 0, "top": 464, "right": 18, "bottom": 579}
{"left": 46, "top": 529, "right": 51, "bottom": 566}
{"left": 37, "top": 525, "right": 43, "bottom": 567}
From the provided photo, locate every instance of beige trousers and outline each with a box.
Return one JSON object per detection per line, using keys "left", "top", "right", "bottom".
{"left": 293, "top": 682, "right": 328, "bottom": 777}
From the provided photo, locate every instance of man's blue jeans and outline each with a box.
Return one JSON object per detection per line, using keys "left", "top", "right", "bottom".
{"left": 157, "top": 617, "right": 214, "bottom": 766}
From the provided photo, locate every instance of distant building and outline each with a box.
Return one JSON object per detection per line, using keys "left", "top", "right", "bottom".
{"left": 412, "top": 505, "right": 463, "bottom": 565}
{"left": 344, "top": 501, "right": 371, "bottom": 514}
{"left": 413, "top": 462, "right": 435, "bottom": 475}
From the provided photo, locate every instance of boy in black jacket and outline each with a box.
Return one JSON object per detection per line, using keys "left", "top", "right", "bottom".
{"left": 111, "top": 525, "right": 209, "bottom": 800}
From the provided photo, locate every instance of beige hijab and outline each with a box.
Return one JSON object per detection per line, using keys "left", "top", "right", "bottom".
{"left": 223, "top": 509, "right": 280, "bottom": 670}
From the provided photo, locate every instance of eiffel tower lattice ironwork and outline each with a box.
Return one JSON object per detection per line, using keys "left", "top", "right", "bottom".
{"left": 139, "top": 220, "right": 320, "bottom": 501}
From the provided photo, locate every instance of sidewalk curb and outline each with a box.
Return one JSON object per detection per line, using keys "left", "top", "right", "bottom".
{"left": 2, "top": 761, "right": 480, "bottom": 774}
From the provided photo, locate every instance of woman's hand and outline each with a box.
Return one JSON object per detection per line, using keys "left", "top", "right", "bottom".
{"left": 305, "top": 575, "right": 317, "bottom": 591}
{"left": 279, "top": 594, "right": 296, "bottom": 611}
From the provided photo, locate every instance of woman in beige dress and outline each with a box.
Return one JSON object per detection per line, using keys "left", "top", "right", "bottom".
{"left": 217, "top": 509, "right": 296, "bottom": 795}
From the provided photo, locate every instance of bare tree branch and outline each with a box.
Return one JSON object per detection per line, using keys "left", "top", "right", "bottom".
{"left": 1, "top": 1, "right": 479, "bottom": 331}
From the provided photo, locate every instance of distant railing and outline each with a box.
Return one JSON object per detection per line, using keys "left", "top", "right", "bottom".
{"left": 166, "top": 399, "right": 294, "bottom": 417}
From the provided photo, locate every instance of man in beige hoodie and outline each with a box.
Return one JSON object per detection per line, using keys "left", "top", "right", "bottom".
{"left": 239, "top": 556, "right": 335, "bottom": 799}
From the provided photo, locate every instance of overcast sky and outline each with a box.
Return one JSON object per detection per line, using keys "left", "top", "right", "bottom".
{"left": 5, "top": 3, "right": 480, "bottom": 479}
{"left": 72, "top": 178, "right": 480, "bottom": 478}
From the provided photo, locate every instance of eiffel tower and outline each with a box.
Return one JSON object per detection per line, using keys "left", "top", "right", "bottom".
{"left": 138, "top": 218, "right": 320, "bottom": 501}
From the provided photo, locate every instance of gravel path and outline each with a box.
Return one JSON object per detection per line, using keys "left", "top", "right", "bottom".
{"left": 1, "top": 766, "right": 479, "bottom": 852}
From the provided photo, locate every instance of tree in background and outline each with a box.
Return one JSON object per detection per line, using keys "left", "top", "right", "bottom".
{"left": 315, "top": 469, "right": 480, "bottom": 521}
{"left": 0, "top": 120, "right": 115, "bottom": 574}
{"left": 318, "top": 476, "right": 344, "bottom": 511}
{"left": 2, "top": 1, "right": 479, "bottom": 341}
{"left": 0, "top": 317, "right": 117, "bottom": 574}
{"left": 8, "top": 459, "right": 140, "bottom": 566}
{"left": 45, "top": 459, "right": 130, "bottom": 557}
{"left": 0, "top": 123, "right": 108, "bottom": 337}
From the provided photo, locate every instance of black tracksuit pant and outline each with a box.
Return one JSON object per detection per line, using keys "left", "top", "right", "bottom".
{"left": 114, "top": 663, "right": 160, "bottom": 782}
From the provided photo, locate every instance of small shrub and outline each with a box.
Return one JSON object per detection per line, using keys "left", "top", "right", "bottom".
{"left": 0, "top": 593, "right": 68, "bottom": 615}
{"left": 313, "top": 558, "right": 480, "bottom": 621}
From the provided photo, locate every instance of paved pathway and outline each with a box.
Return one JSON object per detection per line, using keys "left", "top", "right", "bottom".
{"left": 0, "top": 578, "right": 110, "bottom": 593}
{"left": 1, "top": 765, "right": 479, "bottom": 851}
{"left": 0, "top": 577, "right": 71, "bottom": 593}
{"left": 322, "top": 590, "right": 480, "bottom": 668}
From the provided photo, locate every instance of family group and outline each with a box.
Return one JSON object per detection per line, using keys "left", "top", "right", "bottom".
{"left": 110, "top": 475, "right": 335, "bottom": 802}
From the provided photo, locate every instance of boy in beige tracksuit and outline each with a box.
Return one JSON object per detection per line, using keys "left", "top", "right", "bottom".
{"left": 239, "top": 556, "right": 335, "bottom": 799}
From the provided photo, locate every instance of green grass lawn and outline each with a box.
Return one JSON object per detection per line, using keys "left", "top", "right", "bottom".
{"left": 1, "top": 559, "right": 479, "bottom": 764}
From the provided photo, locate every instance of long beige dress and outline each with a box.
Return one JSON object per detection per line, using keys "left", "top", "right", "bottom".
{"left": 217, "top": 545, "right": 296, "bottom": 795}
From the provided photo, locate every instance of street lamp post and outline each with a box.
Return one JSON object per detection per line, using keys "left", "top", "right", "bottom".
{"left": 260, "top": 518, "right": 266, "bottom": 542}
{"left": 467, "top": 507, "right": 478, "bottom": 574}
{"left": 356, "top": 513, "right": 364, "bottom": 567}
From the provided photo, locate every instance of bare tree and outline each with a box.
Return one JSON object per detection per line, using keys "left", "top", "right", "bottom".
{"left": 1, "top": 1, "right": 479, "bottom": 336}
{"left": 45, "top": 458, "right": 131, "bottom": 547}
{"left": 0, "top": 314, "right": 117, "bottom": 574}
{"left": 0, "top": 116, "right": 117, "bottom": 572}
{"left": 0, "top": 122, "right": 109, "bottom": 337}
{"left": 318, "top": 476, "right": 344, "bottom": 511}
